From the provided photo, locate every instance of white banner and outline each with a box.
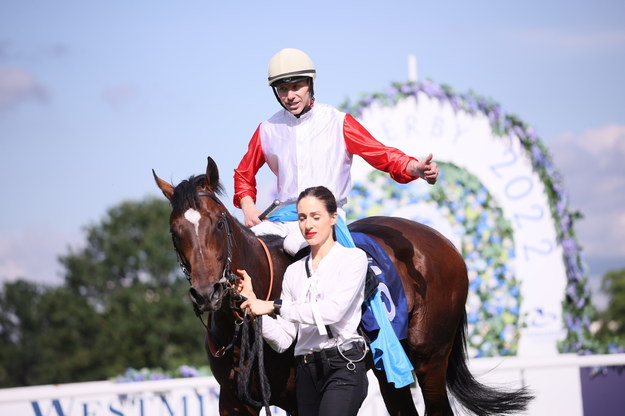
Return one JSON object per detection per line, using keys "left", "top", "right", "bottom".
{"left": 350, "top": 93, "right": 566, "bottom": 357}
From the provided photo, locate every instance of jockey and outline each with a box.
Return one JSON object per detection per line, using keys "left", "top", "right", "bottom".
{"left": 233, "top": 47, "right": 439, "bottom": 256}
{"left": 233, "top": 48, "right": 440, "bottom": 388}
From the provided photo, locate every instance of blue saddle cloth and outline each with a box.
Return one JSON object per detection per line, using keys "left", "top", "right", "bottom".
{"left": 351, "top": 232, "right": 409, "bottom": 341}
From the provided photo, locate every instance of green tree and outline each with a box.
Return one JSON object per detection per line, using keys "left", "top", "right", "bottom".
{"left": 58, "top": 197, "right": 207, "bottom": 379}
{"left": 0, "top": 280, "right": 45, "bottom": 387}
{"left": 0, "top": 281, "right": 100, "bottom": 387}
{"left": 60, "top": 197, "right": 178, "bottom": 304}
{"left": 33, "top": 285, "right": 103, "bottom": 384}
{"left": 0, "top": 197, "right": 209, "bottom": 387}
{"left": 598, "top": 268, "right": 625, "bottom": 341}
{"left": 94, "top": 281, "right": 206, "bottom": 378}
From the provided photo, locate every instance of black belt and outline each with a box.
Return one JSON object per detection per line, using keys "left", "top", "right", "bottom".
{"left": 297, "top": 343, "right": 359, "bottom": 365}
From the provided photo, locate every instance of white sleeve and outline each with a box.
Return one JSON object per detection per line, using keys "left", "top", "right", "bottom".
{"left": 260, "top": 266, "right": 298, "bottom": 353}
{"left": 260, "top": 315, "right": 297, "bottom": 353}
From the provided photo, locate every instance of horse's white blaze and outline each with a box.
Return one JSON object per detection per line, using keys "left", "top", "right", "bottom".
{"left": 184, "top": 208, "right": 202, "bottom": 237}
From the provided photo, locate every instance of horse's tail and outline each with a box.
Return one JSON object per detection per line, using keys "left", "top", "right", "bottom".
{"left": 446, "top": 311, "right": 534, "bottom": 415}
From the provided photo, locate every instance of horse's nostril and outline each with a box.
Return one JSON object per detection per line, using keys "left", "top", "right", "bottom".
{"left": 189, "top": 287, "right": 205, "bottom": 305}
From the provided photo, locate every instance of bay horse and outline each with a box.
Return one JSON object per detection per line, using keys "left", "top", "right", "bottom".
{"left": 153, "top": 157, "right": 532, "bottom": 416}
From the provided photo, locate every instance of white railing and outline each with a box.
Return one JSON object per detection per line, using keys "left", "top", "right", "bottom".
{"left": 0, "top": 376, "right": 220, "bottom": 403}
{"left": 468, "top": 352, "right": 625, "bottom": 371}
{"left": 0, "top": 353, "right": 623, "bottom": 416}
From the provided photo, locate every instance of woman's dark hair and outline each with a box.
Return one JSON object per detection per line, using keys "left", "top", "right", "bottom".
{"left": 297, "top": 186, "right": 337, "bottom": 214}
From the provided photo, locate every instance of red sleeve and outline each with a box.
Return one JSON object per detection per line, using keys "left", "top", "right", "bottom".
{"left": 233, "top": 124, "right": 266, "bottom": 208}
{"left": 343, "top": 114, "right": 418, "bottom": 184}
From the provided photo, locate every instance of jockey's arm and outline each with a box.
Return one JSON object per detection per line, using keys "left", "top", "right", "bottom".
{"left": 240, "top": 196, "right": 263, "bottom": 227}
{"left": 233, "top": 124, "right": 265, "bottom": 218}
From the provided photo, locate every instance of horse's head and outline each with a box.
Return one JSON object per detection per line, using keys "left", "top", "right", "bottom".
{"left": 153, "top": 157, "right": 235, "bottom": 313}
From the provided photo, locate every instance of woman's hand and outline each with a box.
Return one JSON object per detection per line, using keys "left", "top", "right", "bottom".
{"left": 237, "top": 269, "right": 274, "bottom": 317}
{"left": 236, "top": 269, "right": 257, "bottom": 300}
{"left": 240, "top": 299, "right": 275, "bottom": 318}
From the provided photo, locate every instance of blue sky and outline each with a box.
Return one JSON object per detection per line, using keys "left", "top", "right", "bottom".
{"left": 1, "top": 1, "right": 624, "bottom": 308}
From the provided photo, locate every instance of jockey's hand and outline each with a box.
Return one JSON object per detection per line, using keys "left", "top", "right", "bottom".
{"left": 407, "top": 154, "right": 439, "bottom": 184}
{"left": 236, "top": 269, "right": 257, "bottom": 300}
{"left": 240, "top": 196, "right": 263, "bottom": 227}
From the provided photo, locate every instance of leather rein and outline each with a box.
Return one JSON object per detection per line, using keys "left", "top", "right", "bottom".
{"left": 174, "top": 191, "right": 275, "bottom": 358}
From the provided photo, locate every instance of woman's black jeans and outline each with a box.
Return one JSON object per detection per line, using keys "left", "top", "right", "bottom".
{"left": 295, "top": 347, "right": 368, "bottom": 416}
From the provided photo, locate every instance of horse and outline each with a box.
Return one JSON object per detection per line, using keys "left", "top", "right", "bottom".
{"left": 153, "top": 157, "right": 532, "bottom": 416}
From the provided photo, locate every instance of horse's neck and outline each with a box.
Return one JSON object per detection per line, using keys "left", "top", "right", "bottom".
{"left": 230, "top": 223, "right": 285, "bottom": 299}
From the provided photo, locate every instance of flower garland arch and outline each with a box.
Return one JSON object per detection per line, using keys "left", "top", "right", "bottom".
{"left": 340, "top": 80, "right": 597, "bottom": 353}
{"left": 347, "top": 163, "right": 521, "bottom": 357}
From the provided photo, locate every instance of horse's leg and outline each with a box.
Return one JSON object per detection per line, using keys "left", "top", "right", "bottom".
{"left": 218, "top": 388, "right": 260, "bottom": 416}
{"left": 371, "top": 366, "right": 419, "bottom": 416}
{"left": 403, "top": 285, "right": 460, "bottom": 416}
{"left": 412, "top": 351, "right": 454, "bottom": 416}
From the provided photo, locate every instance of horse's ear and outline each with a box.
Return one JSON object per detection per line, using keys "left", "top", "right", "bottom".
{"left": 205, "top": 156, "right": 220, "bottom": 191}
{"left": 152, "top": 169, "right": 174, "bottom": 201}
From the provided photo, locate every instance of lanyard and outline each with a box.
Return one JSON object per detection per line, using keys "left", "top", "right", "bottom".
{"left": 304, "top": 257, "right": 334, "bottom": 338}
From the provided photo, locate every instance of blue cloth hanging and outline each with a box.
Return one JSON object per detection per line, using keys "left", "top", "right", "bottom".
{"left": 267, "top": 204, "right": 298, "bottom": 222}
{"left": 351, "top": 232, "right": 409, "bottom": 340}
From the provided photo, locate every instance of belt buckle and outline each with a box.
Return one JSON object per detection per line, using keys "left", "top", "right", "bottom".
{"left": 339, "top": 341, "right": 354, "bottom": 353}
{"left": 303, "top": 353, "right": 313, "bottom": 365}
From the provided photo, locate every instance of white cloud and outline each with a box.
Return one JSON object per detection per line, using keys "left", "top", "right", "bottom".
{"left": 0, "top": 238, "right": 28, "bottom": 280}
{"left": 549, "top": 124, "right": 625, "bottom": 261}
{"left": 0, "top": 228, "right": 78, "bottom": 287}
{"left": 577, "top": 124, "right": 625, "bottom": 158}
{"left": 511, "top": 28, "right": 625, "bottom": 54}
{"left": 0, "top": 66, "right": 47, "bottom": 111}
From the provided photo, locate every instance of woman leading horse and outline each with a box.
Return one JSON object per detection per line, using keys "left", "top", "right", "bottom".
{"left": 153, "top": 157, "right": 532, "bottom": 415}
{"left": 238, "top": 186, "right": 370, "bottom": 416}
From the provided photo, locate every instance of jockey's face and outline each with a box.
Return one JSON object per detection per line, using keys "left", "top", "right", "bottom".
{"left": 297, "top": 196, "right": 337, "bottom": 248}
{"left": 276, "top": 80, "right": 312, "bottom": 115}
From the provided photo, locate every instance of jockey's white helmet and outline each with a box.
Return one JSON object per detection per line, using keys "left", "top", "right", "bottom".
{"left": 267, "top": 48, "right": 316, "bottom": 87}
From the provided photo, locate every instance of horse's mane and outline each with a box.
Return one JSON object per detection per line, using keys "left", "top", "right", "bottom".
{"left": 257, "top": 233, "right": 284, "bottom": 245}
{"left": 170, "top": 175, "right": 290, "bottom": 251}
{"left": 170, "top": 174, "right": 226, "bottom": 214}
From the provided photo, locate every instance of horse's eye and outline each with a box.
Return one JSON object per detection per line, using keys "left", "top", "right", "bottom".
{"left": 217, "top": 220, "right": 225, "bottom": 230}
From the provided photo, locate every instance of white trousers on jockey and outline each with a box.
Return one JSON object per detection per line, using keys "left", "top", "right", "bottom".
{"left": 250, "top": 208, "right": 347, "bottom": 256}
{"left": 251, "top": 220, "right": 307, "bottom": 256}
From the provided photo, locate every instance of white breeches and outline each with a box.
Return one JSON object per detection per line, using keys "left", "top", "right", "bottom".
{"left": 251, "top": 220, "right": 308, "bottom": 256}
{"left": 250, "top": 208, "right": 347, "bottom": 256}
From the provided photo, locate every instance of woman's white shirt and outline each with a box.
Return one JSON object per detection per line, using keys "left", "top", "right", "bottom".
{"left": 261, "top": 243, "right": 367, "bottom": 356}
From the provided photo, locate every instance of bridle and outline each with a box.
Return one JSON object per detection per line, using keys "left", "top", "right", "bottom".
{"left": 173, "top": 190, "right": 275, "bottom": 357}
{"left": 172, "top": 191, "right": 241, "bottom": 321}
